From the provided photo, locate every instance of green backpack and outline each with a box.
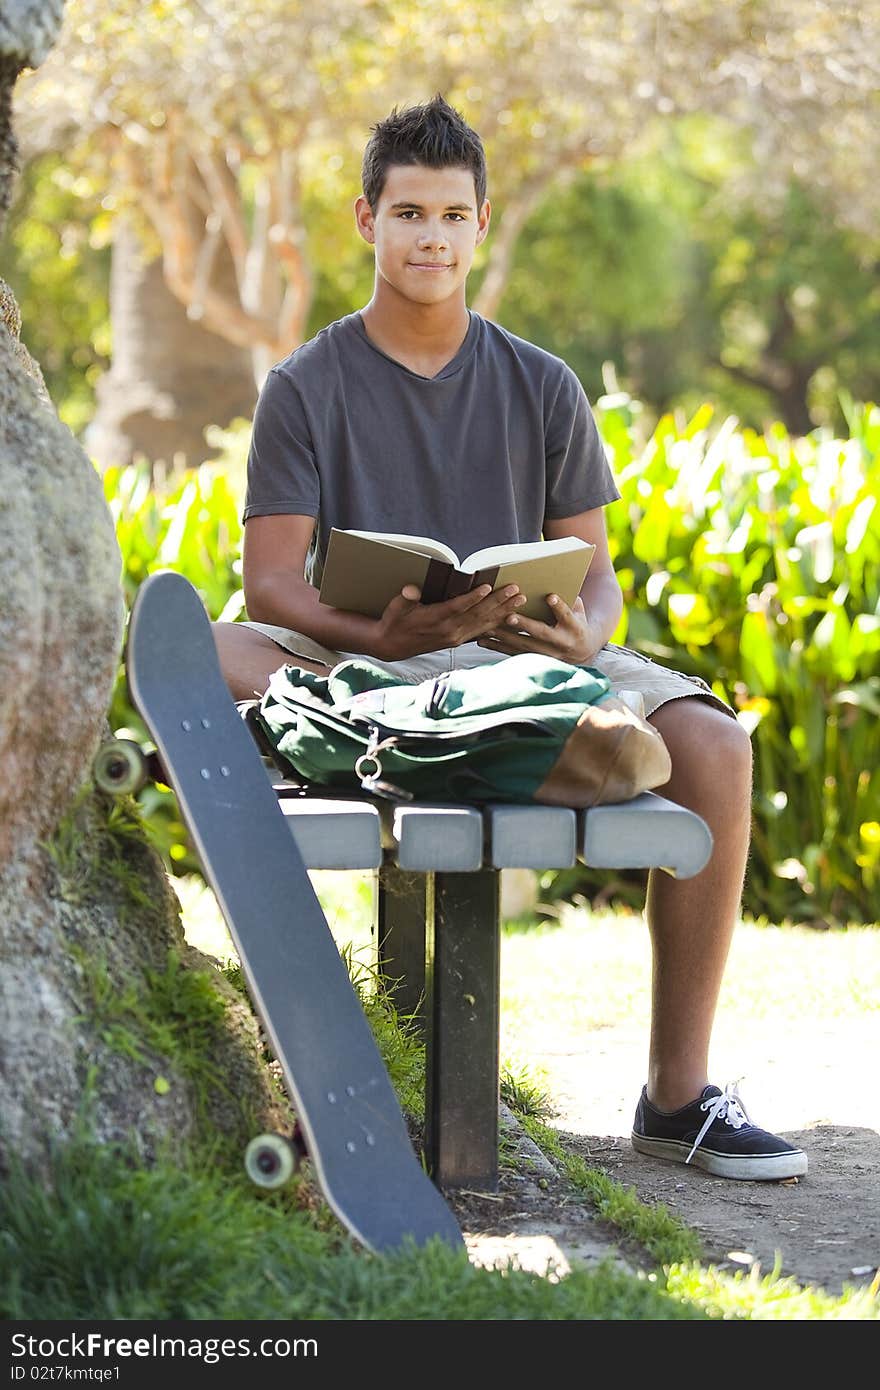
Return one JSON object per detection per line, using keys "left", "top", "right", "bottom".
{"left": 254, "top": 652, "right": 671, "bottom": 807}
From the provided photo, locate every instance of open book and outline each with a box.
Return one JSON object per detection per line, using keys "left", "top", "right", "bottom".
{"left": 317, "top": 528, "right": 595, "bottom": 622}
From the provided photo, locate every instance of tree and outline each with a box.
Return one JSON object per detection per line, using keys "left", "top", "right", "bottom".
{"left": 11, "top": 0, "right": 879, "bottom": 456}
{"left": 21, "top": 0, "right": 879, "bottom": 352}
{"left": 698, "top": 182, "right": 880, "bottom": 434}
{"left": 498, "top": 120, "right": 880, "bottom": 432}
{"left": 83, "top": 215, "right": 258, "bottom": 469}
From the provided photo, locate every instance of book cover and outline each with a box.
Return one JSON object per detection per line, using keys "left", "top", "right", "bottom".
{"left": 318, "top": 529, "right": 595, "bottom": 622}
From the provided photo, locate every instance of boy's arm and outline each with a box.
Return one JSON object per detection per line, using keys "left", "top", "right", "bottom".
{"left": 243, "top": 513, "right": 527, "bottom": 660}
{"left": 477, "top": 508, "right": 623, "bottom": 665}
{"left": 243, "top": 514, "right": 387, "bottom": 654}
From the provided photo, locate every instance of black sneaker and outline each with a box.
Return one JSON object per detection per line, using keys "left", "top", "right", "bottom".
{"left": 632, "top": 1083, "right": 808, "bottom": 1180}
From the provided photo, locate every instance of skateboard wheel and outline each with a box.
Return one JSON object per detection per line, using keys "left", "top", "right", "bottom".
{"left": 93, "top": 739, "right": 149, "bottom": 796}
{"left": 244, "top": 1133, "right": 298, "bottom": 1189}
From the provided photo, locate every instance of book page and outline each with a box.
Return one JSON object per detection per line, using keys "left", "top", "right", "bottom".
{"left": 460, "top": 534, "right": 591, "bottom": 572}
{"left": 343, "top": 530, "right": 460, "bottom": 566}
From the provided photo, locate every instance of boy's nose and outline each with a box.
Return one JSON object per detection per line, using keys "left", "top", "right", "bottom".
{"left": 418, "top": 225, "right": 448, "bottom": 250}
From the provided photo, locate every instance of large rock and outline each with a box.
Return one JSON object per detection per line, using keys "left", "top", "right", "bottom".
{"left": 0, "top": 300, "right": 286, "bottom": 1167}
{"left": 0, "top": 7, "right": 286, "bottom": 1171}
{"left": 0, "top": 297, "right": 122, "bottom": 863}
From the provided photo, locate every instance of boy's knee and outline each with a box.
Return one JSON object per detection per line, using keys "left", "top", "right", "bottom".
{"left": 653, "top": 699, "right": 752, "bottom": 802}
{"left": 711, "top": 713, "right": 753, "bottom": 794}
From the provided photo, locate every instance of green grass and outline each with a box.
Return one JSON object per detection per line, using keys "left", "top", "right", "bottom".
{"left": 72, "top": 946, "right": 241, "bottom": 1126}
{"left": 3, "top": 1127, "right": 873, "bottom": 1321}
{"left": 176, "top": 872, "right": 880, "bottom": 1313}
{"left": 500, "top": 1062, "right": 555, "bottom": 1120}
{"left": 9, "top": 871, "right": 875, "bottom": 1321}
{"left": 498, "top": 898, "right": 880, "bottom": 1142}
{"left": 0, "top": 1138, "right": 706, "bottom": 1321}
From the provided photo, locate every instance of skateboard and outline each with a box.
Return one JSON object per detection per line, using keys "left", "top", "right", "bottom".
{"left": 102, "top": 569, "right": 464, "bottom": 1254}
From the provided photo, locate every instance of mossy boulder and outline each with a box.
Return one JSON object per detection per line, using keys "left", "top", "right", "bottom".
{"left": 0, "top": 8, "right": 287, "bottom": 1174}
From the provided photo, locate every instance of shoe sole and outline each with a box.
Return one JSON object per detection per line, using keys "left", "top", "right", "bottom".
{"left": 631, "top": 1133, "right": 808, "bottom": 1180}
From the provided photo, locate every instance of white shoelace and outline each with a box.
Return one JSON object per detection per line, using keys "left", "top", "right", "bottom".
{"left": 686, "top": 1081, "right": 751, "bottom": 1164}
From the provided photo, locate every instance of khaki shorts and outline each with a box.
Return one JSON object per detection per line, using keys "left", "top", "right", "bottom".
{"left": 242, "top": 621, "right": 733, "bottom": 721}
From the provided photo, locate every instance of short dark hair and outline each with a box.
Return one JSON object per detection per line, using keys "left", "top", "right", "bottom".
{"left": 361, "top": 94, "right": 487, "bottom": 211}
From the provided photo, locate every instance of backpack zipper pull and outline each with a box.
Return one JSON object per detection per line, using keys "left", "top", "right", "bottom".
{"left": 354, "top": 726, "right": 412, "bottom": 801}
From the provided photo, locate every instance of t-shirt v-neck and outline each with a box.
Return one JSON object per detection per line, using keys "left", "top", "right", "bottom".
{"left": 352, "top": 310, "right": 479, "bottom": 381}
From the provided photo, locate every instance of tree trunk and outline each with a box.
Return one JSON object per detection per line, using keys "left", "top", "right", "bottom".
{"left": 85, "top": 217, "right": 257, "bottom": 471}
{"left": 718, "top": 355, "right": 817, "bottom": 436}
{"left": 0, "top": 11, "right": 285, "bottom": 1174}
{"left": 774, "top": 364, "right": 815, "bottom": 437}
{"left": 472, "top": 175, "right": 557, "bottom": 322}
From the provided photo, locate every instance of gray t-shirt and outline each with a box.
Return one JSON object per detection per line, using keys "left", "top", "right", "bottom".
{"left": 244, "top": 311, "right": 619, "bottom": 586}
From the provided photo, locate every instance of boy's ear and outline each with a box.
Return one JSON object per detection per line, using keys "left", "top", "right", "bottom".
{"left": 475, "top": 198, "right": 491, "bottom": 246}
{"left": 355, "top": 194, "right": 375, "bottom": 245}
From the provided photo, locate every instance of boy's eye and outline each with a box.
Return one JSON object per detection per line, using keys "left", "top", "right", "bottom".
{"left": 396, "top": 210, "right": 467, "bottom": 221}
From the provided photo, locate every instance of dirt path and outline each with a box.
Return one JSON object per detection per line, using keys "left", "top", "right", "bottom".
{"left": 453, "top": 1015, "right": 880, "bottom": 1297}
{"left": 556, "top": 1122, "right": 879, "bottom": 1294}
{"left": 451, "top": 1116, "right": 880, "bottom": 1301}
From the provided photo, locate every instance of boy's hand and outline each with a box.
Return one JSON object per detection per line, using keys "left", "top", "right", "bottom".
{"left": 374, "top": 584, "right": 527, "bottom": 661}
{"left": 476, "top": 594, "right": 600, "bottom": 665}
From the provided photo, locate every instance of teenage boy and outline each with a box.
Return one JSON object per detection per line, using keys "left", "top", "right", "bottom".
{"left": 215, "top": 95, "right": 806, "bottom": 1181}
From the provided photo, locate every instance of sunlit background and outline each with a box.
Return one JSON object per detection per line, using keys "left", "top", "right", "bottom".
{"left": 5, "top": 0, "right": 879, "bottom": 929}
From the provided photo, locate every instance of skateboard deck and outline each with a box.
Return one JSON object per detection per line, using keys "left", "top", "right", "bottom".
{"left": 124, "top": 570, "right": 463, "bottom": 1253}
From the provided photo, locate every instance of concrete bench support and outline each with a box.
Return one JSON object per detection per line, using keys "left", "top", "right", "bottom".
{"left": 425, "top": 870, "right": 500, "bottom": 1191}
{"left": 277, "top": 788, "right": 712, "bottom": 1193}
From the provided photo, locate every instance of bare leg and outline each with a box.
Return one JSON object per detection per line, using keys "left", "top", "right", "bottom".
{"left": 643, "top": 698, "right": 753, "bottom": 1111}
{"left": 212, "top": 622, "right": 328, "bottom": 702}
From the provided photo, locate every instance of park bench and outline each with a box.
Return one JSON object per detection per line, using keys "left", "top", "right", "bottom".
{"left": 273, "top": 782, "right": 713, "bottom": 1193}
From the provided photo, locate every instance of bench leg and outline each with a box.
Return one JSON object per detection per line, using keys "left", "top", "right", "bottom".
{"left": 424, "top": 869, "right": 500, "bottom": 1192}
{"left": 375, "top": 864, "right": 430, "bottom": 1036}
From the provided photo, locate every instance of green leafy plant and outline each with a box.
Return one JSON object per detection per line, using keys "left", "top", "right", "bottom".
{"left": 102, "top": 402, "right": 879, "bottom": 923}
{"left": 103, "top": 430, "right": 249, "bottom": 872}
{"left": 558, "top": 394, "right": 880, "bottom": 925}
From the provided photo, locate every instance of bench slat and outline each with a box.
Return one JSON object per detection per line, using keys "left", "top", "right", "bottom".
{"left": 383, "top": 803, "right": 484, "bottom": 871}
{"left": 278, "top": 792, "right": 711, "bottom": 876}
{"left": 278, "top": 798, "right": 382, "bottom": 869}
{"left": 580, "top": 792, "right": 712, "bottom": 879}
{"left": 485, "top": 804, "right": 577, "bottom": 868}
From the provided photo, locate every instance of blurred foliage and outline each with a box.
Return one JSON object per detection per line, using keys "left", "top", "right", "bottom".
{"left": 6, "top": 127, "right": 878, "bottom": 441}
{"left": 103, "top": 406, "right": 879, "bottom": 926}
{"left": 498, "top": 123, "right": 880, "bottom": 436}
{"left": 7, "top": 3, "right": 879, "bottom": 441}
{"left": 104, "top": 422, "right": 249, "bottom": 874}
{"left": 0, "top": 153, "right": 111, "bottom": 430}
{"left": 558, "top": 391, "right": 880, "bottom": 927}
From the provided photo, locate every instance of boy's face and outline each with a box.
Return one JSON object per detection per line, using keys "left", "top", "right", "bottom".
{"left": 355, "top": 163, "right": 490, "bottom": 307}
